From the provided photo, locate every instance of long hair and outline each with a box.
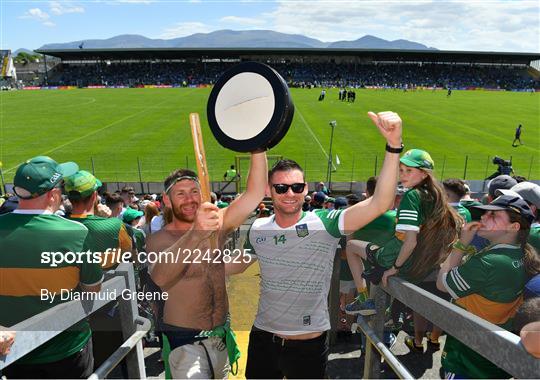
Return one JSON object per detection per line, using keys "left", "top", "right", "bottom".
{"left": 144, "top": 202, "right": 160, "bottom": 224}
{"left": 407, "top": 171, "right": 461, "bottom": 281}
{"left": 507, "top": 211, "right": 540, "bottom": 277}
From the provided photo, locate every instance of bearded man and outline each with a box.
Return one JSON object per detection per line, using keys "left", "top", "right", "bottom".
{"left": 147, "top": 151, "right": 266, "bottom": 379}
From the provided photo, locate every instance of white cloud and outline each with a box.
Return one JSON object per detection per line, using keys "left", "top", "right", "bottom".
{"left": 49, "top": 1, "right": 84, "bottom": 15}
{"left": 220, "top": 15, "right": 266, "bottom": 26}
{"left": 159, "top": 22, "right": 210, "bottom": 39}
{"left": 20, "top": 8, "right": 56, "bottom": 27}
{"left": 265, "top": 0, "right": 539, "bottom": 52}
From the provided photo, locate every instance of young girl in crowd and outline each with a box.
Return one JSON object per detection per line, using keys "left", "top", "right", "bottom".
{"left": 437, "top": 195, "right": 540, "bottom": 378}
{"left": 345, "top": 149, "right": 460, "bottom": 351}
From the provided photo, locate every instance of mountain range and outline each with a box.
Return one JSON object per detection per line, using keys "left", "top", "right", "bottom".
{"left": 36, "top": 30, "right": 437, "bottom": 50}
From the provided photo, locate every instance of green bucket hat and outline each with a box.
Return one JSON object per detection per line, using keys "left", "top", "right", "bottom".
{"left": 14, "top": 156, "right": 79, "bottom": 199}
{"left": 123, "top": 207, "right": 144, "bottom": 223}
{"left": 400, "top": 149, "right": 434, "bottom": 170}
{"left": 64, "top": 170, "right": 102, "bottom": 200}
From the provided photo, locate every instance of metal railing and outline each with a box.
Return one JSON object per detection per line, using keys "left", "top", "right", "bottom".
{"left": 358, "top": 278, "right": 540, "bottom": 379}
{"left": 1, "top": 152, "right": 538, "bottom": 186}
{"left": 0, "top": 263, "right": 150, "bottom": 379}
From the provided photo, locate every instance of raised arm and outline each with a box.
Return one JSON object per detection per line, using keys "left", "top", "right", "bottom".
{"left": 220, "top": 151, "right": 267, "bottom": 233}
{"left": 343, "top": 112, "right": 402, "bottom": 233}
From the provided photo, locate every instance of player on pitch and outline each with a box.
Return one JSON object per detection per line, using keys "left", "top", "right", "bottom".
{"left": 147, "top": 150, "right": 267, "bottom": 379}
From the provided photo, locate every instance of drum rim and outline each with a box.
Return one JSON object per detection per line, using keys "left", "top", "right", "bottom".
{"left": 207, "top": 61, "right": 293, "bottom": 153}
{"left": 266, "top": 66, "right": 294, "bottom": 150}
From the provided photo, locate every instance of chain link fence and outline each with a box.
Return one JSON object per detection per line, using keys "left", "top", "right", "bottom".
{"left": 1, "top": 153, "right": 538, "bottom": 189}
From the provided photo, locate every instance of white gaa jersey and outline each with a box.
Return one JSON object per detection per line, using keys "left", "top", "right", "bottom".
{"left": 245, "top": 209, "right": 345, "bottom": 335}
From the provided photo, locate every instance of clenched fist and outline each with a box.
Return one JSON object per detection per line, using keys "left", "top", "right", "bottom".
{"left": 194, "top": 202, "right": 222, "bottom": 239}
{"left": 367, "top": 111, "right": 403, "bottom": 148}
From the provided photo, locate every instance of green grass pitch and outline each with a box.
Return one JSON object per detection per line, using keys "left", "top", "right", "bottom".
{"left": 1, "top": 87, "right": 538, "bottom": 185}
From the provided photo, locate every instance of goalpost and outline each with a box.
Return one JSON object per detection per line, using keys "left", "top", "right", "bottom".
{"left": 234, "top": 155, "right": 283, "bottom": 193}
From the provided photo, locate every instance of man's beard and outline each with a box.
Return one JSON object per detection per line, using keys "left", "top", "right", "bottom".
{"left": 170, "top": 201, "right": 197, "bottom": 223}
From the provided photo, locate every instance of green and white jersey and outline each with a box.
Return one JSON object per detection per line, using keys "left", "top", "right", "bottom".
{"left": 372, "top": 189, "right": 433, "bottom": 278}
{"left": 450, "top": 202, "right": 472, "bottom": 223}
{"left": 441, "top": 244, "right": 526, "bottom": 379}
{"left": 441, "top": 244, "right": 526, "bottom": 311}
{"left": 395, "top": 189, "right": 431, "bottom": 234}
{"left": 245, "top": 209, "right": 345, "bottom": 334}
{"left": 0, "top": 210, "right": 103, "bottom": 364}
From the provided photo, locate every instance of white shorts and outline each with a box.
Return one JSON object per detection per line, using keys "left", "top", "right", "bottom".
{"left": 168, "top": 336, "right": 230, "bottom": 379}
{"left": 340, "top": 280, "right": 356, "bottom": 293}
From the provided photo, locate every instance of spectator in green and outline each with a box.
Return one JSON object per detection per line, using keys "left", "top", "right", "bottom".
{"left": 345, "top": 149, "right": 461, "bottom": 353}
{"left": 215, "top": 191, "right": 229, "bottom": 208}
{"left": 65, "top": 170, "right": 134, "bottom": 376}
{"left": 497, "top": 182, "right": 540, "bottom": 303}
{"left": 443, "top": 178, "right": 472, "bottom": 223}
{"left": 218, "top": 194, "right": 232, "bottom": 209}
{"left": 66, "top": 171, "right": 133, "bottom": 270}
{"left": 437, "top": 195, "right": 538, "bottom": 378}
{"left": 1, "top": 156, "right": 102, "bottom": 378}
{"left": 123, "top": 207, "right": 146, "bottom": 253}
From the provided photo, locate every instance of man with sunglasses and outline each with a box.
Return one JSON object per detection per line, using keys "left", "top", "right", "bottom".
{"left": 147, "top": 151, "right": 267, "bottom": 379}
{"left": 0, "top": 156, "right": 103, "bottom": 378}
{"left": 226, "top": 111, "right": 403, "bottom": 379}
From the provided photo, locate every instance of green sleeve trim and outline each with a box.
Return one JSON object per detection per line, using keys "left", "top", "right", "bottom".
{"left": 446, "top": 255, "right": 487, "bottom": 298}
{"left": 314, "top": 208, "right": 343, "bottom": 238}
{"left": 243, "top": 225, "right": 256, "bottom": 255}
{"left": 397, "top": 189, "right": 421, "bottom": 226}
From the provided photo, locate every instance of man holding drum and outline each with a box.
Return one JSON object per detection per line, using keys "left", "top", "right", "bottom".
{"left": 226, "top": 111, "right": 403, "bottom": 378}
{"left": 147, "top": 150, "right": 267, "bottom": 379}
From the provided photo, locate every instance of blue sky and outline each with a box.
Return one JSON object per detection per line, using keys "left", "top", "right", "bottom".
{"left": 2, "top": 0, "right": 539, "bottom": 52}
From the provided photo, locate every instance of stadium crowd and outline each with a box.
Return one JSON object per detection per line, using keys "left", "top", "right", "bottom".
{"left": 1, "top": 148, "right": 539, "bottom": 378}
{"left": 48, "top": 61, "right": 539, "bottom": 90}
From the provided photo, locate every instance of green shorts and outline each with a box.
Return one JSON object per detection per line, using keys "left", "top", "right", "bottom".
{"left": 367, "top": 238, "right": 417, "bottom": 282}
{"left": 369, "top": 238, "right": 402, "bottom": 269}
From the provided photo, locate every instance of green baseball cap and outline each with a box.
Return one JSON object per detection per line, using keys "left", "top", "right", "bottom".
{"left": 64, "top": 170, "right": 102, "bottom": 200}
{"left": 13, "top": 156, "right": 79, "bottom": 199}
{"left": 123, "top": 207, "right": 144, "bottom": 223}
{"left": 400, "top": 149, "right": 434, "bottom": 170}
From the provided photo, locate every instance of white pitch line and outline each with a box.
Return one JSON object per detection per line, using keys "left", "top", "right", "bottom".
{"left": 295, "top": 107, "right": 336, "bottom": 169}
{"left": 3, "top": 93, "right": 189, "bottom": 174}
{"left": 295, "top": 107, "right": 329, "bottom": 159}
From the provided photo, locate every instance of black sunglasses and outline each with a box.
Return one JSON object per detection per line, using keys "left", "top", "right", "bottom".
{"left": 272, "top": 183, "right": 306, "bottom": 194}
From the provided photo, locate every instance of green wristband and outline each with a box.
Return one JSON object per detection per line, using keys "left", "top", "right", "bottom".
{"left": 452, "top": 240, "right": 477, "bottom": 255}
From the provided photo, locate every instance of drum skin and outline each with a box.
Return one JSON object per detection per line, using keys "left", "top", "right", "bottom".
{"left": 207, "top": 62, "right": 294, "bottom": 152}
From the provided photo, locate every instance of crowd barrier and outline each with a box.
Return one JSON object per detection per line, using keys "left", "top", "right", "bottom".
{"left": 0, "top": 263, "right": 150, "bottom": 379}
{"left": 355, "top": 278, "right": 540, "bottom": 379}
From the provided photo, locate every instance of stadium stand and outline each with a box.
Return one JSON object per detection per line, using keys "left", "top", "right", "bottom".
{"left": 45, "top": 61, "right": 538, "bottom": 90}
{"left": 30, "top": 48, "right": 540, "bottom": 90}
